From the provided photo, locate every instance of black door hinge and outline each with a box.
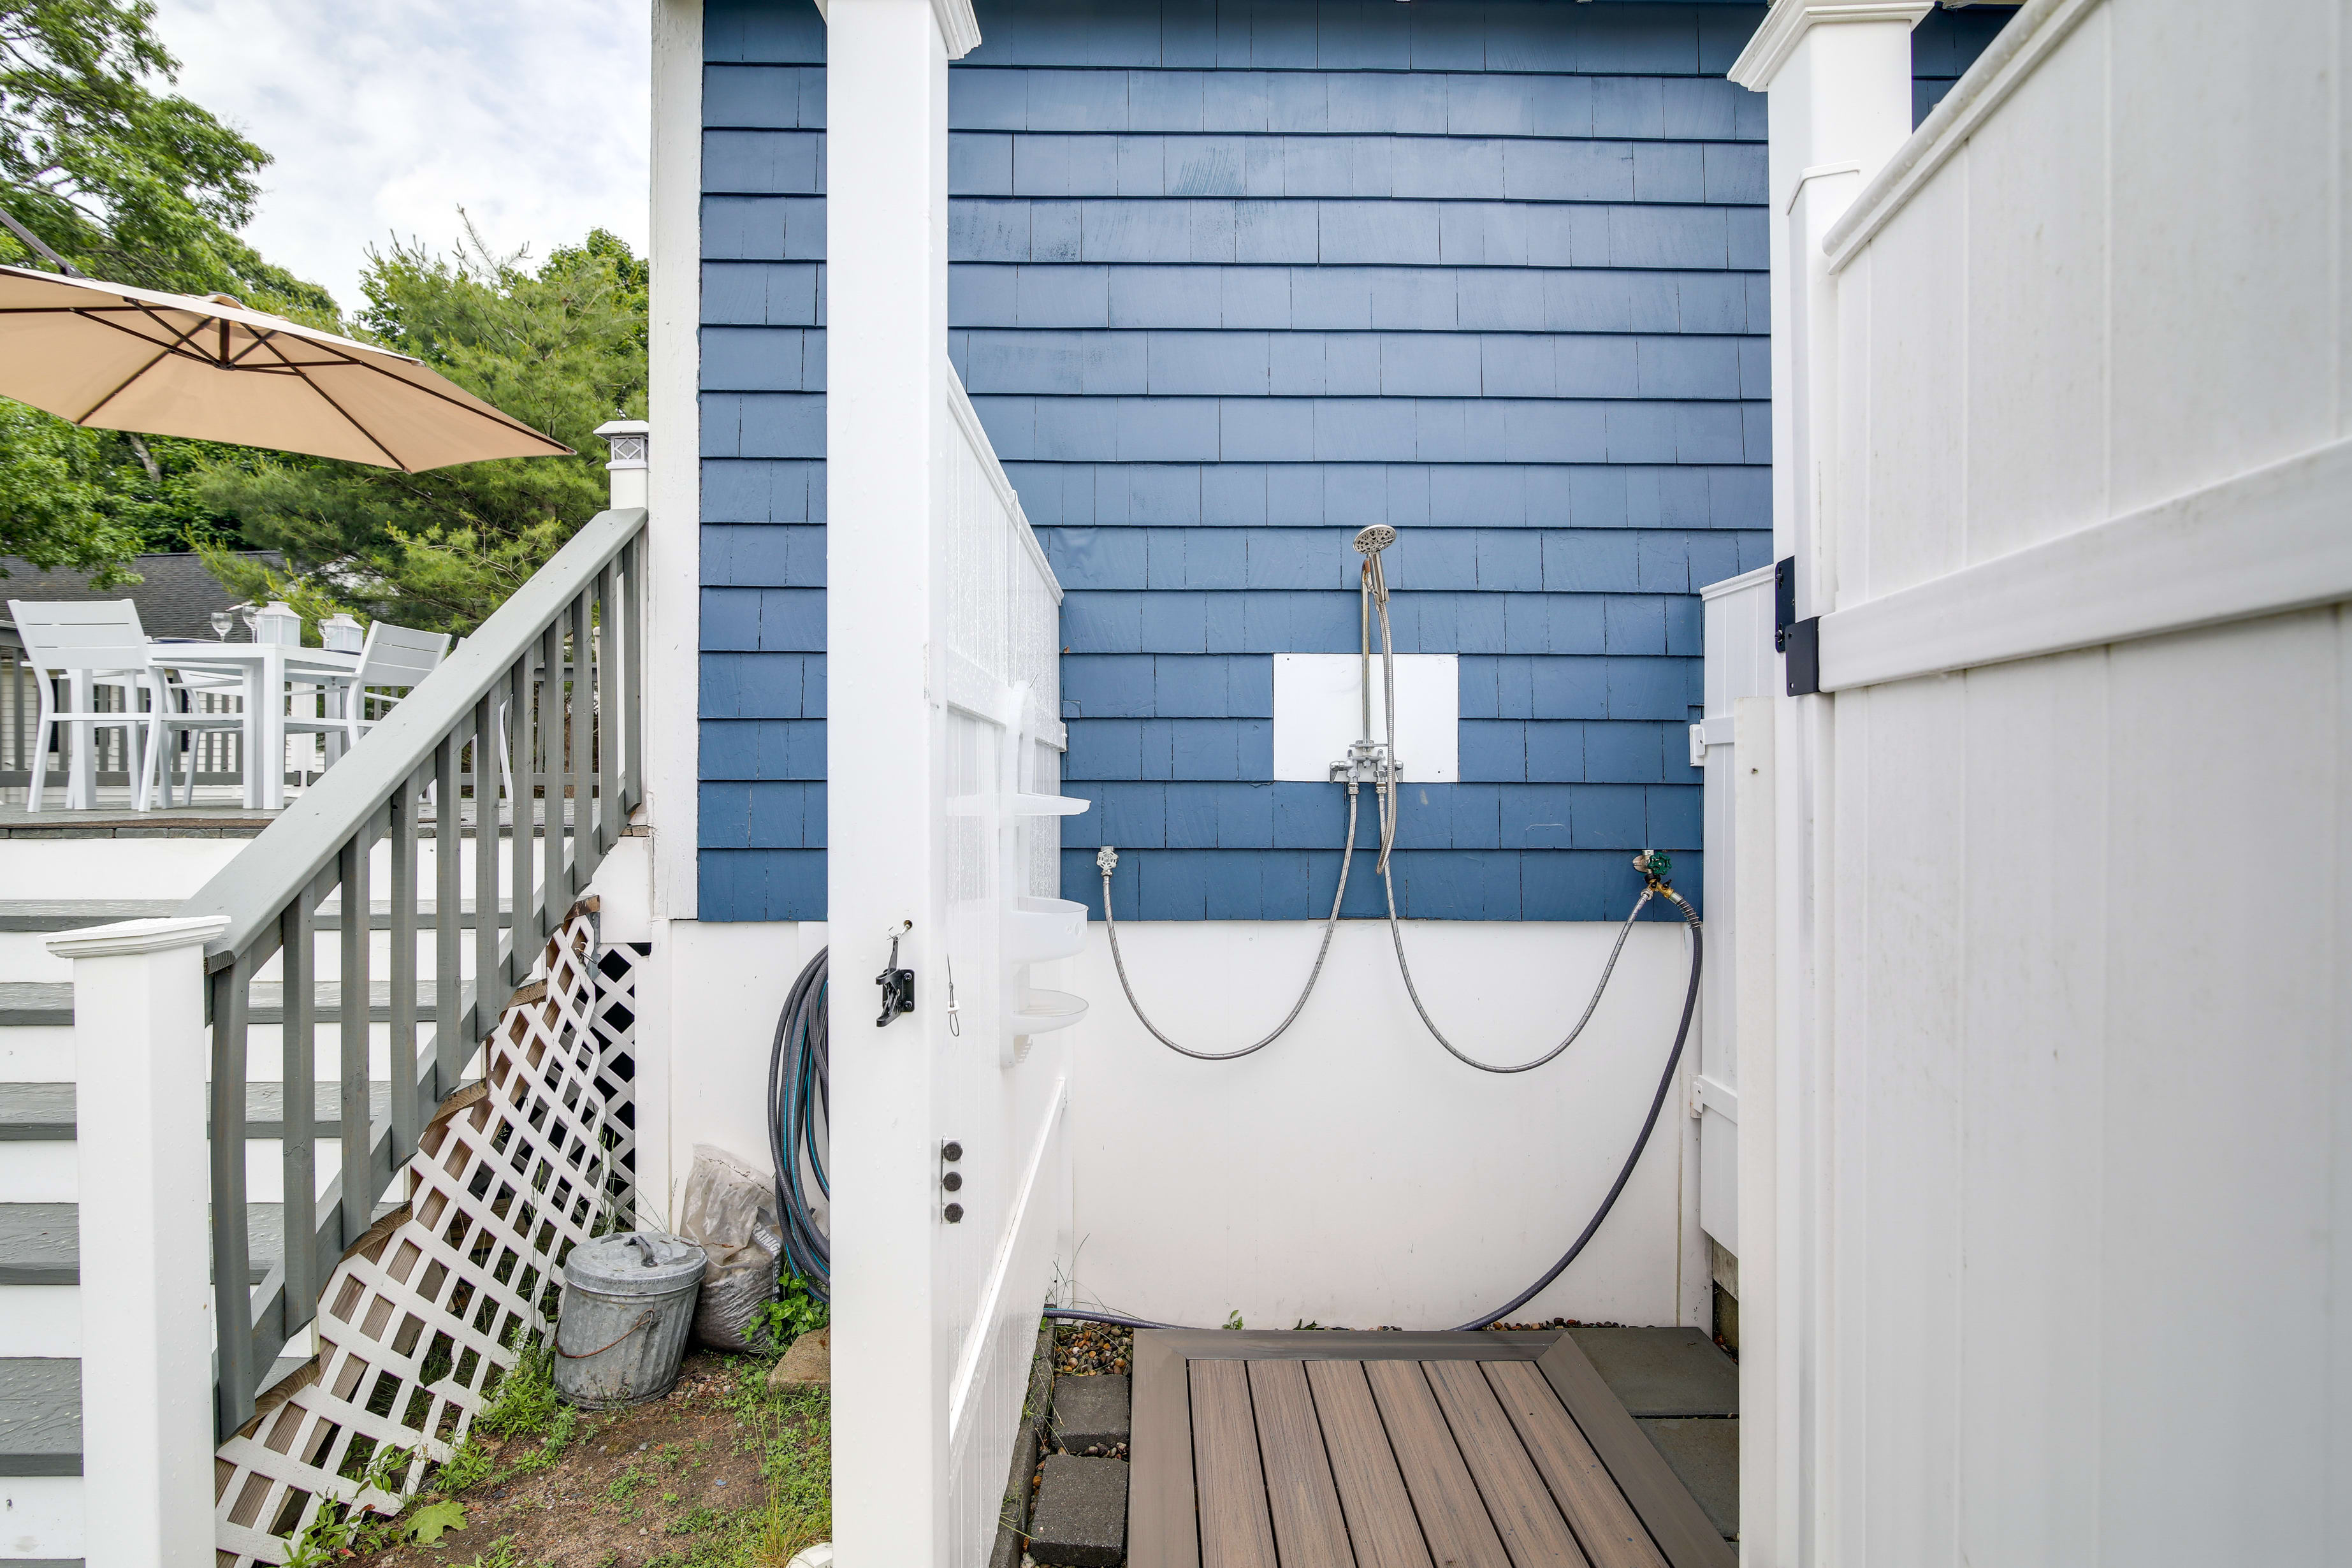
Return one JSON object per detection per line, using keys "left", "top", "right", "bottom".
{"left": 1783, "top": 616, "right": 1820, "bottom": 695}
{"left": 1775, "top": 555, "right": 1821, "bottom": 694}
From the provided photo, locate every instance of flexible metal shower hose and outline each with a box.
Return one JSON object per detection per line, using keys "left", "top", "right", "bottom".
{"left": 1096, "top": 787, "right": 1361, "bottom": 1061}
{"left": 1047, "top": 887, "right": 1704, "bottom": 1331}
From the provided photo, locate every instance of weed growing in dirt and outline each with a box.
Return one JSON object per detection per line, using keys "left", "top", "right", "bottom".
{"left": 476, "top": 1338, "right": 562, "bottom": 1441}
{"left": 372, "top": 1352, "right": 829, "bottom": 1567}
{"left": 451, "top": 1539, "right": 527, "bottom": 1568}
{"left": 748, "top": 1272, "right": 828, "bottom": 1353}
{"left": 425, "top": 1334, "right": 582, "bottom": 1497}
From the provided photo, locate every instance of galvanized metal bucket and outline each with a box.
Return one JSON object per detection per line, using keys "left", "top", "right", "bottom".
{"left": 554, "top": 1231, "right": 708, "bottom": 1409}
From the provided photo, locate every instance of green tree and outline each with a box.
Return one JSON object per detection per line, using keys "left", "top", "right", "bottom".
{"left": 0, "top": 0, "right": 330, "bottom": 312}
{"left": 0, "top": 1, "right": 337, "bottom": 581}
{"left": 198, "top": 226, "right": 648, "bottom": 634}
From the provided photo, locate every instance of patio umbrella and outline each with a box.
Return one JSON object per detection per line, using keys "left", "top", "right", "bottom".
{"left": 0, "top": 262, "right": 572, "bottom": 471}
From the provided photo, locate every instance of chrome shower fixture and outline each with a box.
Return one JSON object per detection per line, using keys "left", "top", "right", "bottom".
{"left": 1353, "top": 524, "right": 1397, "bottom": 555}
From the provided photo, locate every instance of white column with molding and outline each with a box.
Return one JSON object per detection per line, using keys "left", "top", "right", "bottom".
{"left": 48, "top": 915, "right": 229, "bottom": 1567}
{"left": 1727, "top": 7, "right": 1924, "bottom": 1565}
{"left": 825, "top": 0, "right": 976, "bottom": 1563}
{"left": 632, "top": 0, "right": 704, "bottom": 1259}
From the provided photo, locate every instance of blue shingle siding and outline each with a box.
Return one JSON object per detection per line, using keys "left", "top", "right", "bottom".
{"left": 1911, "top": 5, "right": 2019, "bottom": 127}
{"left": 699, "top": 0, "right": 1769, "bottom": 920}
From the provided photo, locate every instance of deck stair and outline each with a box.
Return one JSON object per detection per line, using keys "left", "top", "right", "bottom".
{"left": 0, "top": 896, "right": 479, "bottom": 1562}
{"left": 0, "top": 499, "right": 646, "bottom": 1564}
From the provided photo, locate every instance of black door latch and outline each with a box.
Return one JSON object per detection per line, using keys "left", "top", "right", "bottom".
{"left": 876, "top": 926, "right": 915, "bottom": 1027}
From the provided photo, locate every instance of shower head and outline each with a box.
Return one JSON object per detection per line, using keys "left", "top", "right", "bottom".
{"left": 1353, "top": 525, "right": 1397, "bottom": 556}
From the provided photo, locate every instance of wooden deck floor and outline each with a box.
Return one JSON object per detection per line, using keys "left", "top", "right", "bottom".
{"left": 1132, "top": 1331, "right": 1733, "bottom": 1568}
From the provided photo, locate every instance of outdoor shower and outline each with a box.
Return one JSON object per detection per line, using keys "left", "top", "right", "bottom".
{"left": 1096, "top": 523, "right": 1697, "bottom": 1075}
{"left": 1071, "top": 523, "right": 1707, "bottom": 1328}
{"left": 770, "top": 525, "right": 1707, "bottom": 1327}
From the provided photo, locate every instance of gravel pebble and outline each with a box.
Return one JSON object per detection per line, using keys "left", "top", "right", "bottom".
{"left": 1052, "top": 1323, "right": 1133, "bottom": 1377}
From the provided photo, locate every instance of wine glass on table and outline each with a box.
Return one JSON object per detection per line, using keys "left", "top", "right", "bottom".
{"left": 209, "top": 609, "right": 235, "bottom": 641}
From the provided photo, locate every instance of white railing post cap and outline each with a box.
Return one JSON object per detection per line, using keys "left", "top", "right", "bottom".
{"left": 48, "top": 915, "right": 231, "bottom": 961}
{"left": 595, "top": 419, "right": 651, "bottom": 471}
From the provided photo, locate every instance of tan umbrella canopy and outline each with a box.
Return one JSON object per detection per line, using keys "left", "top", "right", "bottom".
{"left": 0, "top": 263, "right": 572, "bottom": 472}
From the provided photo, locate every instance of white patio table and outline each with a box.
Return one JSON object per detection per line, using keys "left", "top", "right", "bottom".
{"left": 144, "top": 643, "right": 360, "bottom": 810}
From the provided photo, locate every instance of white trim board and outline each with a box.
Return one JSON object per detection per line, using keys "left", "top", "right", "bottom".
{"left": 648, "top": 0, "right": 706, "bottom": 919}
{"left": 1820, "top": 433, "right": 2352, "bottom": 690}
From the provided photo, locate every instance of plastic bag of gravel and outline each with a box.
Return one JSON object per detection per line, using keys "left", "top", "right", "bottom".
{"left": 678, "top": 1143, "right": 783, "bottom": 1351}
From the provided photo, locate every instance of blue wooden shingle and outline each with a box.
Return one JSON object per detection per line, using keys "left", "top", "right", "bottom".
{"left": 702, "top": 460, "right": 824, "bottom": 524}
{"left": 703, "top": 0, "right": 826, "bottom": 64}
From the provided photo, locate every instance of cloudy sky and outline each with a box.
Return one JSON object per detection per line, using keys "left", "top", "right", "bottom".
{"left": 149, "top": 0, "right": 652, "bottom": 312}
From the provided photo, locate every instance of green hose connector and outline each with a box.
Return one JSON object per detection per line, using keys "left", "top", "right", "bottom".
{"left": 1634, "top": 848, "right": 1674, "bottom": 892}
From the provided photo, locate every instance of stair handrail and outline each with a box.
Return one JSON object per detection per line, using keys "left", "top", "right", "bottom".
{"left": 178, "top": 504, "right": 646, "bottom": 962}
{"left": 174, "top": 500, "right": 649, "bottom": 1437}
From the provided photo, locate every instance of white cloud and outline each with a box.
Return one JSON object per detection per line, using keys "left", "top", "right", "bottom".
{"left": 149, "top": 0, "right": 651, "bottom": 312}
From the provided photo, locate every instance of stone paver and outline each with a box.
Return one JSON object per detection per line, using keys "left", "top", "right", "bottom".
{"left": 1636, "top": 1416, "right": 1737, "bottom": 1539}
{"left": 1028, "top": 1453, "right": 1128, "bottom": 1567}
{"left": 1051, "top": 1372, "right": 1129, "bottom": 1455}
{"left": 766, "top": 1326, "right": 829, "bottom": 1391}
{"left": 1567, "top": 1325, "right": 1738, "bottom": 1416}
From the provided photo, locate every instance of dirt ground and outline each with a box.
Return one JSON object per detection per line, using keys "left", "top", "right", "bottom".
{"left": 348, "top": 1352, "right": 826, "bottom": 1568}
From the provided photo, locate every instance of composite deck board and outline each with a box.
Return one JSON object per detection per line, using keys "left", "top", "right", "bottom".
{"left": 0, "top": 1357, "right": 80, "bottom": 1476}
{"left": 1138, "top": 1331, "right": 1727, "bottom": 1568}
{"left": 1532, "top": 1339, "right": 1733, "bottom": 1568}
{"left": 1191, "top": 1359, "right": 1281, "bottom": 1568}
{"left": 0, "top": 978, "right": 454, "bottom": 1027}
{"left": 1481, "top": 1361, "right": 1667, "bottom": 1568}
{"left": 1423, "top": 1360, "right": 1592, "bottom": 1568}
{"left": 1363, "top": 1358, "right": 1514, "bottom": 1568}
{"left": 1245, "top": 1360, "right": 1354, "bottom": 1568}
{"left": 0, "top": 1083, "right": 74, "bottom": 1141}
{"left": 0, "top": 1081, "right": 474, "bottom": 1142}
{"left": 1132, "top": 1330, "right": 1201, "bottom": 1568}
{"left": 1302, "top": 1359, "right": 1435, "bottom": 1568}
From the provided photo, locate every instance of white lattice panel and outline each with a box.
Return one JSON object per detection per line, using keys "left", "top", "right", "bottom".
{"left": 211, "top": 908, "right": 641, "bottom": 1565}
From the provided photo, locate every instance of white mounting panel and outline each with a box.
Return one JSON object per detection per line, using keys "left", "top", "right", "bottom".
{"left": 1271, "top": 653, "right": 1459, "bottom": 783}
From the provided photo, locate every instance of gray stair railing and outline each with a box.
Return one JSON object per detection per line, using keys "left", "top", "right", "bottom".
{"left": 176, "top": 500, "right": 648, "bottom": 1439}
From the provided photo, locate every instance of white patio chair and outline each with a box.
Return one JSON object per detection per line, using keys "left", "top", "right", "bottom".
{"left": 143, "top": 641, "right": 248, "bottom": 807}
{"left": 7, "top": 599, "right": 240, "bottom": 811}
{"left": 284, "top": 619, "right": 451, "bottom": 767}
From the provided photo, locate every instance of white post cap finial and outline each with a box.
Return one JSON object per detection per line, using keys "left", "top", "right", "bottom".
{"left": 594, "top": 419, "right": 651, "bottom": 511}
{"left": 595, "top": 419, "right": 651, "bottom": 471}
{"left": 1729, "top": 1, "right": 1933, "bottom": 91}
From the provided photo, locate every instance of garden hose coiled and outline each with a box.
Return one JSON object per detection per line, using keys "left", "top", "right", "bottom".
{"left": 767, "top": 947, "right": 832, "bottom": 1304}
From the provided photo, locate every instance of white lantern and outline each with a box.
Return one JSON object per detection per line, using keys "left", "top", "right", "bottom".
{"left": 320, "top": 613, "right": 365, "bottom": 655}
{"left": 254, "top": 602, "right": 303, "bottom": 647}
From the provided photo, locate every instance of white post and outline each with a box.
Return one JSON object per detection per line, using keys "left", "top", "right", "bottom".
{"left": 827, "top": 0, "right": 969, "bottom": 1560}
{"left": 595, "top": 418, "right": 651, "bottom": 511}
{"left": 1728, "top": 8, "right": 1923, "bottom": 1566}
{"left": 47, "top": 915, "right": 229, "bottom": 1568}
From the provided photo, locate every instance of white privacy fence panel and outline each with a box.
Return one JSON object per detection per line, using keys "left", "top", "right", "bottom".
{"left": 1693, "top": 565, "right": 1773, "bottom": 1261}
{"left": 1734, "top": 3, "right": 2352, "bottom": 1563}
{"left": 936, "top": 368, "right": 1073, "bottom": 1568}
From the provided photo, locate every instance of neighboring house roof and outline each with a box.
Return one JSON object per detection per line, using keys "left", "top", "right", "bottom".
{"left": 0, "top": 551, "right": 280, "bottom": 642}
